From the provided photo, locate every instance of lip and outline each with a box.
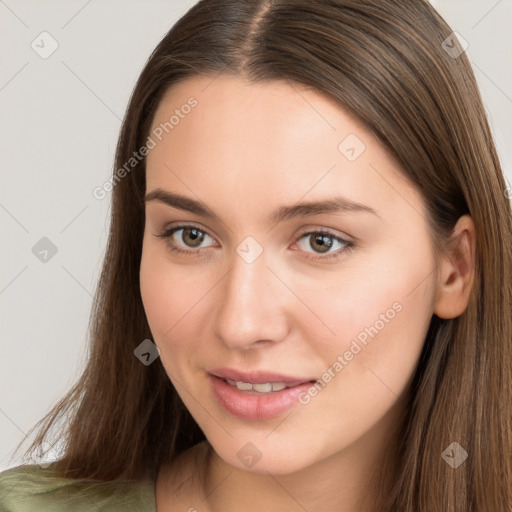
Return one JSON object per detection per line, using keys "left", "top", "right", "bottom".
{"left": 208, "top": 372, "right": 317, "bottom": 421}
{"left": 209, "top": 367, "right": 316, "bottom": 385}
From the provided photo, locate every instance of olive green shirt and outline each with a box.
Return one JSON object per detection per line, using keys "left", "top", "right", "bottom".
{"left": 0, "top": 463, "right": 157, "bottom": 511}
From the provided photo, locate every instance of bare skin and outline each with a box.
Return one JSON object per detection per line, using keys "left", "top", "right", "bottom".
{"left": 141, "top": 74, "right": 476, "bottom": 512}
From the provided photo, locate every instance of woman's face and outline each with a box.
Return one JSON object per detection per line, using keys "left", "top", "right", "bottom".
{"left": 140, "top": 74, "right": 438, "bottom": 474}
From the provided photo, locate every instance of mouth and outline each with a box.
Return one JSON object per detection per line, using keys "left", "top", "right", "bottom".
{"left": 215, "top": 375, "right": 316, "bottom": 394}
{"left": 208, "top": 373, "right": 318, "bottom": 420}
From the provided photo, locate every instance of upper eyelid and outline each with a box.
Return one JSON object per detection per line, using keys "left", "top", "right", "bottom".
{"left": 161, "top": 223, "right": 349, "bottom": 246}
{"left": 164, "top": 222, "right": 216, "bottom": 241}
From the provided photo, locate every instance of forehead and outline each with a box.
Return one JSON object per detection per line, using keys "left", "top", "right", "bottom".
{"left": 146, "top": 74, "right": 424, "bottom": 223}
{"left": 149, "top": 74, "right": 373, "bottom": 147}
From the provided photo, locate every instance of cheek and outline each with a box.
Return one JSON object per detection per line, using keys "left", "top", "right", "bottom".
{"left": 140, "top": 249, "right": 191, "bottom": 350}
{"left": 140, "top": 251, "right": 171, "bottom": 337}
{"left": 303, "top": 243, "right": 435, "bottom": 406}
{"left": 139, "top": 246, "right": 216, "bottom": 374}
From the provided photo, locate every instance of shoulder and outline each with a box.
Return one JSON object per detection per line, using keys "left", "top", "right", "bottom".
{"left": 0, "top": 462, "right": 156, "bottom": 512}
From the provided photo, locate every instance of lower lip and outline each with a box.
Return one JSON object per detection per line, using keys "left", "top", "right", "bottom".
{"left": 209, "top": 374, "right": 315, "bottom": 421}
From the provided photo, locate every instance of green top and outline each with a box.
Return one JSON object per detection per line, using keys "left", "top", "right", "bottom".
{"left": 0, "top": 462, "right": 157, "bottom": 511}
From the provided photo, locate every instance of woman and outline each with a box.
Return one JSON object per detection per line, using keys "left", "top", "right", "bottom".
{"left": 1, "top": 0, "right": 511, "bottom": 510}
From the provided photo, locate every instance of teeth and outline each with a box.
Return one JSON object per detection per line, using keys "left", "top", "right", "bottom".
{"left": 236, "top": 380, "right": 253, "bottom": 391}
{"left": 225, "top": 379, "right": 289, "bottom": 393}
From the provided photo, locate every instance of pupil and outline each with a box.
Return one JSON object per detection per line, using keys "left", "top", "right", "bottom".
{"left": 312, "top": 234, "right": 332, "bottom": 253}
{"left": 185, "top": 228, "right": 204, "bottom": 247}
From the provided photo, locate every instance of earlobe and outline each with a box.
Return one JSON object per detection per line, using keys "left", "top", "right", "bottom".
{"left": 433, "top": 215, "right": 476, "bottom": 320}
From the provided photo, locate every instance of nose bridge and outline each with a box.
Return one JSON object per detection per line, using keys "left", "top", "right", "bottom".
{"left": 213, "top": 241, "right": 288, "bottom": 349}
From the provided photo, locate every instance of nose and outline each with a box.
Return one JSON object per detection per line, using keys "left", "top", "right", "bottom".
{"left": 213, "top": 244, "right": 290, "bottom": 351}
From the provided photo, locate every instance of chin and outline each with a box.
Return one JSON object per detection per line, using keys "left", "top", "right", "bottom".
{"left": 210, "top": 435, "right": 323, "bottom": 476}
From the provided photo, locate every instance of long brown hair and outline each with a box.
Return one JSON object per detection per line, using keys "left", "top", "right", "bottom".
{"left": 15, "top": 0, "right": 512, "bottom": 509}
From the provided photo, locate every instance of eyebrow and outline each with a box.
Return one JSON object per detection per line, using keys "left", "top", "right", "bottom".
{"left": 144, "top": 188, "right": 381, "bottom": 224}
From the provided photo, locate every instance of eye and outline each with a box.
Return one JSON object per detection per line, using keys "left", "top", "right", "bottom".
{"left": 294, "top": 230, "right": 354, "bottom": 261}
{"left": 154, "top": 224, "right": 354, "bottom": 261}
{"left": 154, "top": 224, "right": 216, "bottom": 256}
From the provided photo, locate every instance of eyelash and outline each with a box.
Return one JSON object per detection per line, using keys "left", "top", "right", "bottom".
{"left": 153, "top": 224, "right": 355, "bottom": 262}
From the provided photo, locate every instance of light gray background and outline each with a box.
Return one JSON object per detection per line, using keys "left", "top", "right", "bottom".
{"left": 1, "top": 0, "right": 511, "bottom": 471}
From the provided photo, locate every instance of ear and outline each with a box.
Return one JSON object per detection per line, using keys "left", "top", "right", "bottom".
{"left": 433, "top": 214, "right": 477, "bottom": 319}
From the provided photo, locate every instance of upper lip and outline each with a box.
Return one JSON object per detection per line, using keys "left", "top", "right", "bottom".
{"left": 209, "top": 367, "right": 316, "bottom": 384}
